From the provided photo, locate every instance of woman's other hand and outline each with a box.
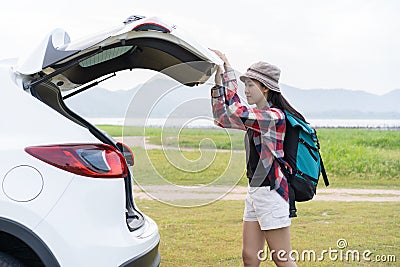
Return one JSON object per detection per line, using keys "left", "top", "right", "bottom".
{"left": 209, "top": 49, "right": 232, "bottom": 71}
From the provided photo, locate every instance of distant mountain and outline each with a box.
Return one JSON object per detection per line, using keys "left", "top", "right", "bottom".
{"left": 280, "top": 85, "right": 400, "bottom": 119}
{"left": 64, "top": 81, "right": 400, "bottom": 120}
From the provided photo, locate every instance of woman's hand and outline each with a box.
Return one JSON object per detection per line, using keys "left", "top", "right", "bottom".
{"left": 209, "top": 49, "right": 232, "bottom": 71}
{"left": 209, "top": 49, "right": 233, "bottom": 86}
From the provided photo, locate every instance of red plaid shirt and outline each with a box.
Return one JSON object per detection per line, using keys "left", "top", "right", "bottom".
{"left": 211, "top": 70, "right": 288, "bottom": 201}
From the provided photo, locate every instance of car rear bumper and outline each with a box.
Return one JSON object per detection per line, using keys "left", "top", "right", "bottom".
{"left": 120, "top": 241, "right": 160, "bottom": 267}
{"left": 33, "top": 175, "right": 160, "bottom": 266}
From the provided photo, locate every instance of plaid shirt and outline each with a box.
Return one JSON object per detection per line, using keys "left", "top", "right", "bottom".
{"left": 211, "top": 70, "right": 288, "bottom": 202}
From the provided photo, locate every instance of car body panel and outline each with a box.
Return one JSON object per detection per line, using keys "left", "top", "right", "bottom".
{"left": 34, "top": 176, "right": 159, "bottom": 266}
{"left": 0, "top": 62, "right": 99, "bottom": 230}
{"left": 0, "top": 80, "right": 159, "bottom": 265}
{"left": 0, "top": 62, "right": 99, "bottom": 147}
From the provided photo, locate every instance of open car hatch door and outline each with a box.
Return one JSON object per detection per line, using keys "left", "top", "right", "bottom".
{"left": 16, "top": 15, "right": 223, "bottom": 91}
{"left": 13, "top": 15, "right": 224, "bottom": 233}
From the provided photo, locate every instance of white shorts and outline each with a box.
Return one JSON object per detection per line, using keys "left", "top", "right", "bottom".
{"left": 243, "top": 186, "right": 291, "bottom": 230}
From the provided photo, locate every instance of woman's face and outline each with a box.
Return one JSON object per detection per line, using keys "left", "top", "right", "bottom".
{"left": 244, "top": 78, "right": 268, "bottom": 108}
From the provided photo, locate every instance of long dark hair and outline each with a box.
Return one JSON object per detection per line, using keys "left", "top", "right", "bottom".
{"left": 267, "top": 90, "right": 306, "bottom": 122}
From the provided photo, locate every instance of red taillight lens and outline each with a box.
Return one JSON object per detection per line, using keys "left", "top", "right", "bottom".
{"left": 116, "top": 142, "right": 134, "bottom": 166}
{"left": 25, "top": 144, "right": 128, "bottom": 178}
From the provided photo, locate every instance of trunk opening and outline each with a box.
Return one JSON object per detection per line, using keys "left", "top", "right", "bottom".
{"left": 28, "top": 80, "right": 145, "bottom": 231}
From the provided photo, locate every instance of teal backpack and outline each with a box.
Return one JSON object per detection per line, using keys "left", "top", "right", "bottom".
{"left": 278, "top": 111, "right": 329, "bottom": 217}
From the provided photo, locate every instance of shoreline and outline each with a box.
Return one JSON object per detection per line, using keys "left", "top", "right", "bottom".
{"left": 89, "top": 117, "right": 400, "bottom": 129}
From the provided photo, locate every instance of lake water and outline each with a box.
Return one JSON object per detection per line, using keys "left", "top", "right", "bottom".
{"left": 88, "top": 117, "right": 400, "bottom": 129}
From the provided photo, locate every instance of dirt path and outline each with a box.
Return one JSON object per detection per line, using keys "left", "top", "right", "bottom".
{"left": 116, "top": 136, "right": 241, "bottom": 152}
{"left": 132, "top": 185, "right": 400, "bottom": 202}
{"left": 116, "top": 136, "right": 161, "bottom": 150}
{"left": 116, "top": 137, "right": 400, "bottom": 202}
{"left": 312, "top": 188, "right": 400, "bottom": 202}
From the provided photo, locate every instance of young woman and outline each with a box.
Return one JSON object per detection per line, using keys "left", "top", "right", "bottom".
{"left": 210, "top": 49, "right": 302, "bottom": 267}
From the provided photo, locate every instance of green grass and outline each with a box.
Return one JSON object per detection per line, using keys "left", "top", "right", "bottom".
{"left": 98, "top": 126, "right": 400, "bottom": 189}
{"left": 95, "top": 125, "right": 400, "bottom": 266}
{"left": 317, "top": 129, "right": 400, "bottom": 188}
{"left": 137, "top": 200, "right": 399, "bottom": 267}
{"left": 147, "top": 127, "right": 245, "bottom": 150}
{"left": 97, "top": 125, "right": 245, "bottom": 149}
{"left": 96, "top": 125, "right": 159, "bottom": 137}
{"left": 131, "top": 146, "right": 246, "bottom": 187}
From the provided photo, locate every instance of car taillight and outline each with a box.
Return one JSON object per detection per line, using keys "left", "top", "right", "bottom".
{"left": 25, "top": 144, "right": 128, "bottom": 178}
{"left": 116, "top": 142, "right": 134, "bottom": 166}
{"left": 131, "top": 17, "right": 172, "bottom": 33}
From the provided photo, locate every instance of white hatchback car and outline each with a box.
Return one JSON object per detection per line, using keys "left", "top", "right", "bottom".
{"left": 0, "top": 15, "right": 220, "bottom": 266}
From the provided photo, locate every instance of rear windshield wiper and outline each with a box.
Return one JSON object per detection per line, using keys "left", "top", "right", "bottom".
{"left": 62, "top": 73, "right": 116, "bottom": 100}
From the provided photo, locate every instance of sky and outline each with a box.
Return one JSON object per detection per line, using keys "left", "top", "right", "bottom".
{"left": 1, "top": 0, "right": 399, "bottom": 95}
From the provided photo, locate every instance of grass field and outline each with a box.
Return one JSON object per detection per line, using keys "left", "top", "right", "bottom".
{"left": 96, "top": 125, "right": 400, "bottom": 266}
{"left": 138, "top": 200, "right": 399, "bottom": 267}
{"left": 97, "top": 125, "right": 400, "bottom": 189}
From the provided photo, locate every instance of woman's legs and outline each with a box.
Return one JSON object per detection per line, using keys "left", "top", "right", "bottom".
{"left": 263, "top": 226, "right": 297, "bottom": 267}
{"left": 242, "top": 222, "right": 297, "bottom": 267}
{"left": 243, "top": 187, "right": 295, "bottom": 266}
{"left": 242, "top": 221, "right": 265, "bottom": 267}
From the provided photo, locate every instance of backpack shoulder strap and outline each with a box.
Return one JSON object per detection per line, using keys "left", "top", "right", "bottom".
{"left": 319, "top": 153, "right": 329, "bottom": 186}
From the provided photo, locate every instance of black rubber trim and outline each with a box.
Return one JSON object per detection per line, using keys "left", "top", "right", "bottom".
{"left": 0, "top": 218, "right": 60, "bottom": 266}
{"left": 119, "top": 241, "right": 160, "bottom": 267}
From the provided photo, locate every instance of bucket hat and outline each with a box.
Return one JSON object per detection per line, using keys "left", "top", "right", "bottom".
{"left": 239, "top": 61, "right": 281, "bottom": 92}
